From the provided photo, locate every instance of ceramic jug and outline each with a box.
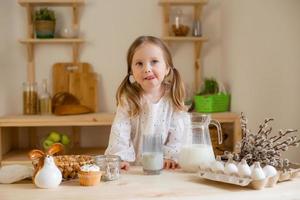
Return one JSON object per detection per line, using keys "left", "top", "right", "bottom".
{"left": 28, "top": 143, "right": 64, "bottom": 189}
{"left": 178, "top": 113, "right": 222, "bottom": 172}
{"left": 34, "top": 155, "right": 62, "bottom": 188}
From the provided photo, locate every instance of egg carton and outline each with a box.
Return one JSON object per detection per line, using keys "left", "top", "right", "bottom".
{"left": 198, "top": 170, "right": 279, "bottom": 190}
{"left": 198, "top": 167, "right": 300, "bottom": 190}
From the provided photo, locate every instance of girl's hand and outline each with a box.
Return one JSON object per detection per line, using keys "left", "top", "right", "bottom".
{"left": 120, "top": 161, "right": 130, "bottom": 171}
{"left": 163, "top": 159, "right": 178, "bottom": 170}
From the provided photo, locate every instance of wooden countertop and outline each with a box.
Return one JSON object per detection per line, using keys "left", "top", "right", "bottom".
{"left": 1, "top": 166, "right": 299, "bottom": 200}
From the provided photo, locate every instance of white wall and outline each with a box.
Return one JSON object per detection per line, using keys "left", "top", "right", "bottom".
{"left": 0, "top": 1, "right": 15, "bottom": 115}
{"left": 219, "top": 0, "right": 300, "bottom": 162}
{"left": 0, "top": 0, "right": 299, "bottom": 161}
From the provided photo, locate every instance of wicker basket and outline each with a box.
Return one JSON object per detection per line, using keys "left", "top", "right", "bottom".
{"left": 32, "top": 155, "right": 94, "bottom": 180}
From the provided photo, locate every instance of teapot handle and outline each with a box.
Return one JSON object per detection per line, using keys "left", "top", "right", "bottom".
{"left": 210, "top": 119, "right": 223, "bottom": 144}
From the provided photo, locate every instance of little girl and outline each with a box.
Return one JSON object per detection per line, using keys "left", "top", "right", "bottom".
{"left": 105, "top": 36, "right": 188, "bottom": 170}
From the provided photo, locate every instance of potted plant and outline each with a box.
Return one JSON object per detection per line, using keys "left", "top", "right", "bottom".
{"left": 194, "top": 78, "right": 230, "bottom": 113}
{"left": 34, "top": 8, "right": 56, "bottom": 38}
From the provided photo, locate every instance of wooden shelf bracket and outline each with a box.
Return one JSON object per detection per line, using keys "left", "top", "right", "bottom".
{"left": 159, "top": 0, "right": 207, "bottom": 93}
{"left": 194, "top": 41, "right": 203, "bottom": 92}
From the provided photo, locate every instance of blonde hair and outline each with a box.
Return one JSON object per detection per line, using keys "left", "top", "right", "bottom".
{"left": 116, "top": 36, "right": 186, "bottom": 116}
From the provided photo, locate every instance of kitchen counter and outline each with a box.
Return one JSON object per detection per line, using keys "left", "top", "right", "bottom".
{"left": 1, "top": 166, "right": 299, "bottom": 200}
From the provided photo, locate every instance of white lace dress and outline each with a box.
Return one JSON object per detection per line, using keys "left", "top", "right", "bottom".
{"left": 104, "top": 95, "right": 190, "bottom": 164}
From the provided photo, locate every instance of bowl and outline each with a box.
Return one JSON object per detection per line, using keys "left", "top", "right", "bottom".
{"left": 172, "top": 24, "right": 189, "bottom": 36}
{"left": 60, "top": 27, "right": 78, "bottom": 38}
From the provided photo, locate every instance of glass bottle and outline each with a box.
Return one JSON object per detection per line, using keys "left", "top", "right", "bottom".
{"left": 23, "top": 82, "right": 38, "bottom": 115}
{"left": 192, "top": 19, "right": 202, "bottom": 37}
{"left": 39, "top": 79, "right": 52, "bottom": 115}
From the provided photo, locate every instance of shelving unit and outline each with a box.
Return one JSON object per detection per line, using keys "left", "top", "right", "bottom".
{"left": 159, "top": 0, "right": 208, "bottom": 92}
{"left": 0, "top": 0, "right": 115, "bottom": 167}
{"left": 18, "top": 0, "right": 85, "bottom": 83}
{"left": 0, "top": 113, "right": 114, "bottom": 166}
{"left": 0, "top": 112, "right": 240, "bottom": 165}
{"left": 159, "top": 0, "right": 242, "bottom": 152}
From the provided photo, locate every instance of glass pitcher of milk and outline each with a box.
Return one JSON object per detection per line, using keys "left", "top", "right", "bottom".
{"left": 178, "top": 113, "right": 222, "bottom": 172}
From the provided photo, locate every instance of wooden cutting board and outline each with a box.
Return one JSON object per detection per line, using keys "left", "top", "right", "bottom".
{"left": 52, "top": 62, "right": 98, "bottom": 112}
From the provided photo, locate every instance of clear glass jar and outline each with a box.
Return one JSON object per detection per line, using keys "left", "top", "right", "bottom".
{"left": 94, "top": 155, "right": 120, "bottom": 181}
{"left": 23, "top": 82, "right": 38, "bottom": 115}
{"left": 172, "top": 8, "right": 189, "bottom": 36}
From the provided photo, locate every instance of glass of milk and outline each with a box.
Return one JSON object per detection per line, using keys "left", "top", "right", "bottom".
{"left": 142, "top": 134, "right": 163, "bottom": 175}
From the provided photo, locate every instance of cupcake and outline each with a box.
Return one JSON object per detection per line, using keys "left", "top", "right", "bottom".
{"left": 78, "top": 164, "right": 102, "bottom": 186}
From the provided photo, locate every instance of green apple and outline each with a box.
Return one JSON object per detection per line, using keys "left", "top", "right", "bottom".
{"left": 61, "top": 134, "right": 70, "bottom": 145}
{"left": 47, "top": 131, "right": 61, "bottom": 142}
{"left": 43, "top": 139, "right": 54, "bottom": 149}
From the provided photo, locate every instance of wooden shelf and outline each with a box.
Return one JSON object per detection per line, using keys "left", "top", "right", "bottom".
{"left": 19, "top": 38, "right": 85, "bottom": 44}
{"left": 159, "top": 0, "right": 208, "bottom": 5}
{"left": 1, "top": 147, "right": 105, "bottom": 166}
{"left": 159, "top": 0, "right": 208, "bottom": 92}
{"left": 163, "top": 36, "right": 208, "bottom": 42}
{"left": 0, "top": 112, "right": 241, "bottom": 164}
{"left": 18, "top": 0, "right": 85, "bottom": 83}
{"left": 0, "top": 113, "right": 114, "bottom": 127}
{"left": 209, "top": 112, "right": 240, "bottom": 123}
{"left": 18, "top": 0, "right": 84, "bottom": 6}
{"left": 0, "top": 112, "right": 238, "bottom": 127}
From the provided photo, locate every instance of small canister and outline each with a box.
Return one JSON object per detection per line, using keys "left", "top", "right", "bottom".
{"left": 94, "top": 155, "right": 120, "bottom": 181}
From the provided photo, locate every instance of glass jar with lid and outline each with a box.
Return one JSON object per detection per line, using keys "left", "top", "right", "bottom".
{"left": 94, "top": 155, "right": 120, "bottom": 181}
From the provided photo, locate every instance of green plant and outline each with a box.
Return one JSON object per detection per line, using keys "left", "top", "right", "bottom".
{"left": 198, "top": 78, "right": 219, "bottom": 95}
{"left": 34, "top": 8, "right": 56, "bottom": 21}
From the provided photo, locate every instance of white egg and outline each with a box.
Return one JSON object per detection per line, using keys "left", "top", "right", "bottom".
{"left": 263, "top": 165, "right": 277, "bottom": 177}
{"left": 224, "top": 163, "right": 238, "bottom": 175}
{"left": 211, "top": 160, "right": 224, "bottom": 173}
{"left": 237, "top": 160, "right": 251, "bottom": 178}
{"left": 251, "top": 162, "right": 266, "bottom": 180}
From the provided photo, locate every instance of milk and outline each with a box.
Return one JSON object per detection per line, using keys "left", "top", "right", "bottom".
{"left": 142, "top": 152, "right": 163, "bottom": 174}
{"left": 178, "top": 144, "right": 215, "bottom": 172}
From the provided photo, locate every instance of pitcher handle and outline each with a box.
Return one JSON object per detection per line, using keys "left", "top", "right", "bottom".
{"left": 210, "top": 119, "right": 223, "bottom": 144}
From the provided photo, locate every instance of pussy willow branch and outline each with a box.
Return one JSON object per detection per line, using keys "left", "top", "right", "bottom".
{"left": 224, "top": 114, "right": 299, "bottom": 170}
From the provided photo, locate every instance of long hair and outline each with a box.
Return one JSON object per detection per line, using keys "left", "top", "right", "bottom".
{"left": 116, "top": 36, "right": 186, "bottom": 116}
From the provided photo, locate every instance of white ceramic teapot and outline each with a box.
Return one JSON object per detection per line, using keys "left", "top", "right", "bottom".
{"left": 34, "top": 155, "right": 62, "bottom": 188}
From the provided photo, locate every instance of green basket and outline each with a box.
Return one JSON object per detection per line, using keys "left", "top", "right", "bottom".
{"left": 194, "top": 93, "right": 230, "bottom": 113}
